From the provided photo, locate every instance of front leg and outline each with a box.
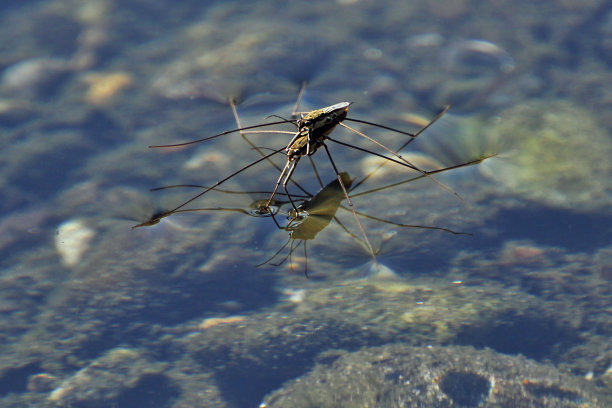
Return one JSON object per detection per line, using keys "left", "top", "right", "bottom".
{"left": 282, "top": 158, "right": 300, "bottom": 212}
{"left": 267, "top": 161, "right": 292, "bottom": 208}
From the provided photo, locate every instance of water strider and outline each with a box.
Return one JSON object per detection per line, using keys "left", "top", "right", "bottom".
{"left": 134, "top": 85, "right": 494, "bottom": 268}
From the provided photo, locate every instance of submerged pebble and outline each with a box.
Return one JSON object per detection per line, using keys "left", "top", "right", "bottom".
{"left": 83, "top": 71, "right": 132, "bottom": 105}
{"left": 1, "top": 58, "right": 72, "bottom": 96}
{"left": 480, "top": 100, "right": 612, "bottom": 211}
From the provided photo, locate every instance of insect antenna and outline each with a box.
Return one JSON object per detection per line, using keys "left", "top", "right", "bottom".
{"left": 264, "top": 114, "right": 292, "bottom": 122}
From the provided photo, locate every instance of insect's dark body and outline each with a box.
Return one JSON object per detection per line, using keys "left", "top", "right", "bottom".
{"left": 286, "top": 102, "right": 351, "bottom": 159}
{"left": 267, "top": 102, "right": 352, "bottom": 210}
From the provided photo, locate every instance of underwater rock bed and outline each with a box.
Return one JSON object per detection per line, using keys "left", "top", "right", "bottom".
{"left": 262, "top": 344, "right": 610, "bottom": 408}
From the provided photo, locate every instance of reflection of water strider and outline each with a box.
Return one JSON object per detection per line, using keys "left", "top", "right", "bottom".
{"left": 261, "top": 172, "right": 356, "bottom": 277}
{"left": 134, "top": 85, "right": 494, "bottom": 268}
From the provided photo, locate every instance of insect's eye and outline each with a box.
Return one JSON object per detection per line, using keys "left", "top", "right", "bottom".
{"left": 301, "top": 120, "right": 311, "bottom": 127}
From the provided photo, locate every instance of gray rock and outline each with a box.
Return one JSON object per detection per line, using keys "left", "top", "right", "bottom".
{"left": 263, "top": 344, "right": 610, "bottom": 408}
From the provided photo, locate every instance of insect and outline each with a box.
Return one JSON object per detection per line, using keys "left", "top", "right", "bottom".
{"left": 134, "top": 85, "right": 493, "bottom": 267}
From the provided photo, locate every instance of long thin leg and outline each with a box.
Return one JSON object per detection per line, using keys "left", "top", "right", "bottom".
{"left": 303, "top": 241, "right": 309, "bottom": 279}
{"left": 231, "top": 97, "right": 282, "bottom": 172}
{"left": 350, "top": 155, "right": 494, "bottom": 198}
{"left": 339, "top": 121, "right": 467, "bottom": 205}
{"left": 308, "top": 156, "right": 324, "bottom": 188}
{"left": 267, "top": 160, "right": 295, "bottom": 208}
{"left": 256, "top": 236, "right": 291, "bottom": 267}
{"left": 281, "top": 158, "right": 301, "bottom": 211}
{"left": 284, "top": 130, "right": 304, "bottom": 153}
{"left": 149, "top": 120, "right": 291, "bottom": 148}
{"left": 230, "top": 99, "right": 312, "bottom": 197}
{"left": 327, "top": 136, "right": 422, "bottom": 170}
{"left": 287, "top": 238, "right": 296, "bottom": 269}
{"left": 292, "top": 81, "right": 307, "bottom": 116}
{"left": 340, "top": 206, "right": 470, "bottom": 235}
{"left": 323, "top": 143, "right": 377, "bottom": 265}
{"left": 133, "top": 147, "right": 284, "bottom": 228}
{"left": 342, "top": 106, "right": 449, "bottom": 144}
{"left": 394, "top": 106, "right": 450, "bottom": 150}
{"left": 347, "top": 106, "right": 451, "bottom": 190}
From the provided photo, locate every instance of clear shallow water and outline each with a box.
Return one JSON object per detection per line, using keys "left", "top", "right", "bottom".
{"left": 0, "top": 0, "right": 611, "bottom": 407}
